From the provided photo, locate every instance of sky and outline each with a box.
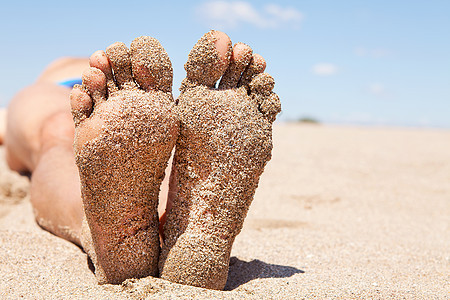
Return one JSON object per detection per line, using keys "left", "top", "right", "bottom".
{"left": 0, "top": 0, "right": 449, "bottom": 128}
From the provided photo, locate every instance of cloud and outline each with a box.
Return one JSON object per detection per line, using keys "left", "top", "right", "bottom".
{"left": 311, "top": 63, "right": 338, "bottom": 76}
{"left": 355, "top": 47, "right": 390, "bottom": 58}
{"left": 368, "top": 83, "right": 386, "bottom": 96}
{"left": 196, "top": 1, "right": 303, "bottom": 29}
{"left": 264, "top": 4, "right": 303, "bottom": 24}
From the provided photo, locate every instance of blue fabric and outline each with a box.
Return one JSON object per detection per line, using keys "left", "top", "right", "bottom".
{"left": 58, "top": 78, "right": 83, "bottom": 88}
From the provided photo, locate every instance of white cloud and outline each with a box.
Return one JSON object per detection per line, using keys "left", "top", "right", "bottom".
{"left": 312, "top": 63, "right": 338, "bottom": 76}
{"left": 196, "top": 1, "right": 303, "bottom": 29}
{"left": 368, "top": 83, "right": 386, "bottom": 96}
{"left": 355, "top": 47, "right": 390, "bottom": 58}
{"left": 264, "top": 4, "right": 303, "bottom": 24}
{"left": 354, "top": 47, "right": 367, "bottom": 57}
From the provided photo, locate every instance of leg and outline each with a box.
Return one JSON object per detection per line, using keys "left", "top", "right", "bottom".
{"left": 5, "top": 83, "right": 75, "bottom": 172}
{"left": 71, "top": 37, "right": 178, "bottom": 284}
{"left": 159, "top": 31, "right": 281, "bottom": 290}
{"left": 4, "top": 57, "right": 88, "bottom": 172}
{"left": 30, "top": 112, "right": 84, "bottom": 245}
{"left": 4, "top": 58, "right": 89, "bottom": 244}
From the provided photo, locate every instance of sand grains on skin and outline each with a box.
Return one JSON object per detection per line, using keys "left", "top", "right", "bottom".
{"left": 71, "top": 36, "right": 178, "bottom": 284}
{"left": 159, "top": 30, "right": 281, "bottom": 290}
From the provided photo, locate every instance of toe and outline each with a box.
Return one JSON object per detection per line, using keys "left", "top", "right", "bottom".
{"left": 89, "top": 50, "right": 118, "bottom": 95}
{"left": 249, "top": 73, "right": 281, "bottom": 122}
{"left": 82, "top": 67, "right": 107, "bottom": 105}
{"left": 249, "top": 73, "right": 274, "bottom": 95}
{"left": 219, "top": 43, "right": 253, "bottom": 89}
{"left": 105, "top": 42, "right": 137, "bottom": 89}
{"left": 239, "top": 54, "right": 266, "bottom": 87}
{"left": 70, "top": 84, "right": 93, "bottom": 126}
{"left": 183, "top": 30, "right": 232, "bottom": 88}
{"left": 130, "top": 36, "right": 173, "bottom": 93}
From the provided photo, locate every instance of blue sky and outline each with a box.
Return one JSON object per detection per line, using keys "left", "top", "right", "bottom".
{"left": 0, "top": 0, "right": 449, "bottom": 127}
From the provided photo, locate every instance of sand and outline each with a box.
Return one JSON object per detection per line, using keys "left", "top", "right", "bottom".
{"left": 0, "top": 124, "right": 449, "bottom": 299}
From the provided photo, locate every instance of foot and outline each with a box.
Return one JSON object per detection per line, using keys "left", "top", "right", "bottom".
{"left": 70, "top": 37, "right": 178, "bottom": 284}
{"left": 159, "top": 31, "right": 281, "bottom": 290}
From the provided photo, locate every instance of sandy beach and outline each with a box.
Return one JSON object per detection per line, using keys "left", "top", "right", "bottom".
{"left": 0, "top": 123, "right": 449, "bottom": 299}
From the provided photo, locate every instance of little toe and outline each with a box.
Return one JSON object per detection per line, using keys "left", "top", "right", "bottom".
{"left": 219, "top": 43, "right": 253, "bottom": 89}
{"left": 89, "top": 50, "right": 118, "bottom": 95}
{"left": 81, "top": 67, "right": 107, "bottom": 105}
{"left": 249, "top": 73, "right": 281, "bottom": 122}
{"left": 183, "top": 30, "right": 233, "bottom": 88}
{"left": 70, "top": 84, "right": 93, "bottom": 126}
{"left": 105, "top": 42, "right": 137, "bottom": 89}
{"left": 239, "top": 54, "right": 266, "bottom": 87}
{"left": 249, "top": 72, "right": 274, "bottom": 95}
{"left": 130, "top": 36, "right": 173, "bottom": 93}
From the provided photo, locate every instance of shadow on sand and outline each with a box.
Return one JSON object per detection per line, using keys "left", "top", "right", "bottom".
{"left": 224, "top": 257, "right": 304, "bottom": 291}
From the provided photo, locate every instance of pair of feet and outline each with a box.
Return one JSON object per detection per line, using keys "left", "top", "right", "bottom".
{"left": 70, "top": 30, "right": 280, "bottom": 290}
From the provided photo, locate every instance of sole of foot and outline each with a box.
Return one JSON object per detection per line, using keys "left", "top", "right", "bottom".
{"left": 159, "top": 30, "right": 281, "bottom": 290}
{"left": 70, "top": 36, "right": 178, "bottom": 284}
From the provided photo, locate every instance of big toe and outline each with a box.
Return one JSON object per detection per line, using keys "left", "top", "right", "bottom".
{"left": 130, "top": 36, "right": 173, "bottom": 93}
{"left": 183, "top": 30, "right": 232, "bottom": 88}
